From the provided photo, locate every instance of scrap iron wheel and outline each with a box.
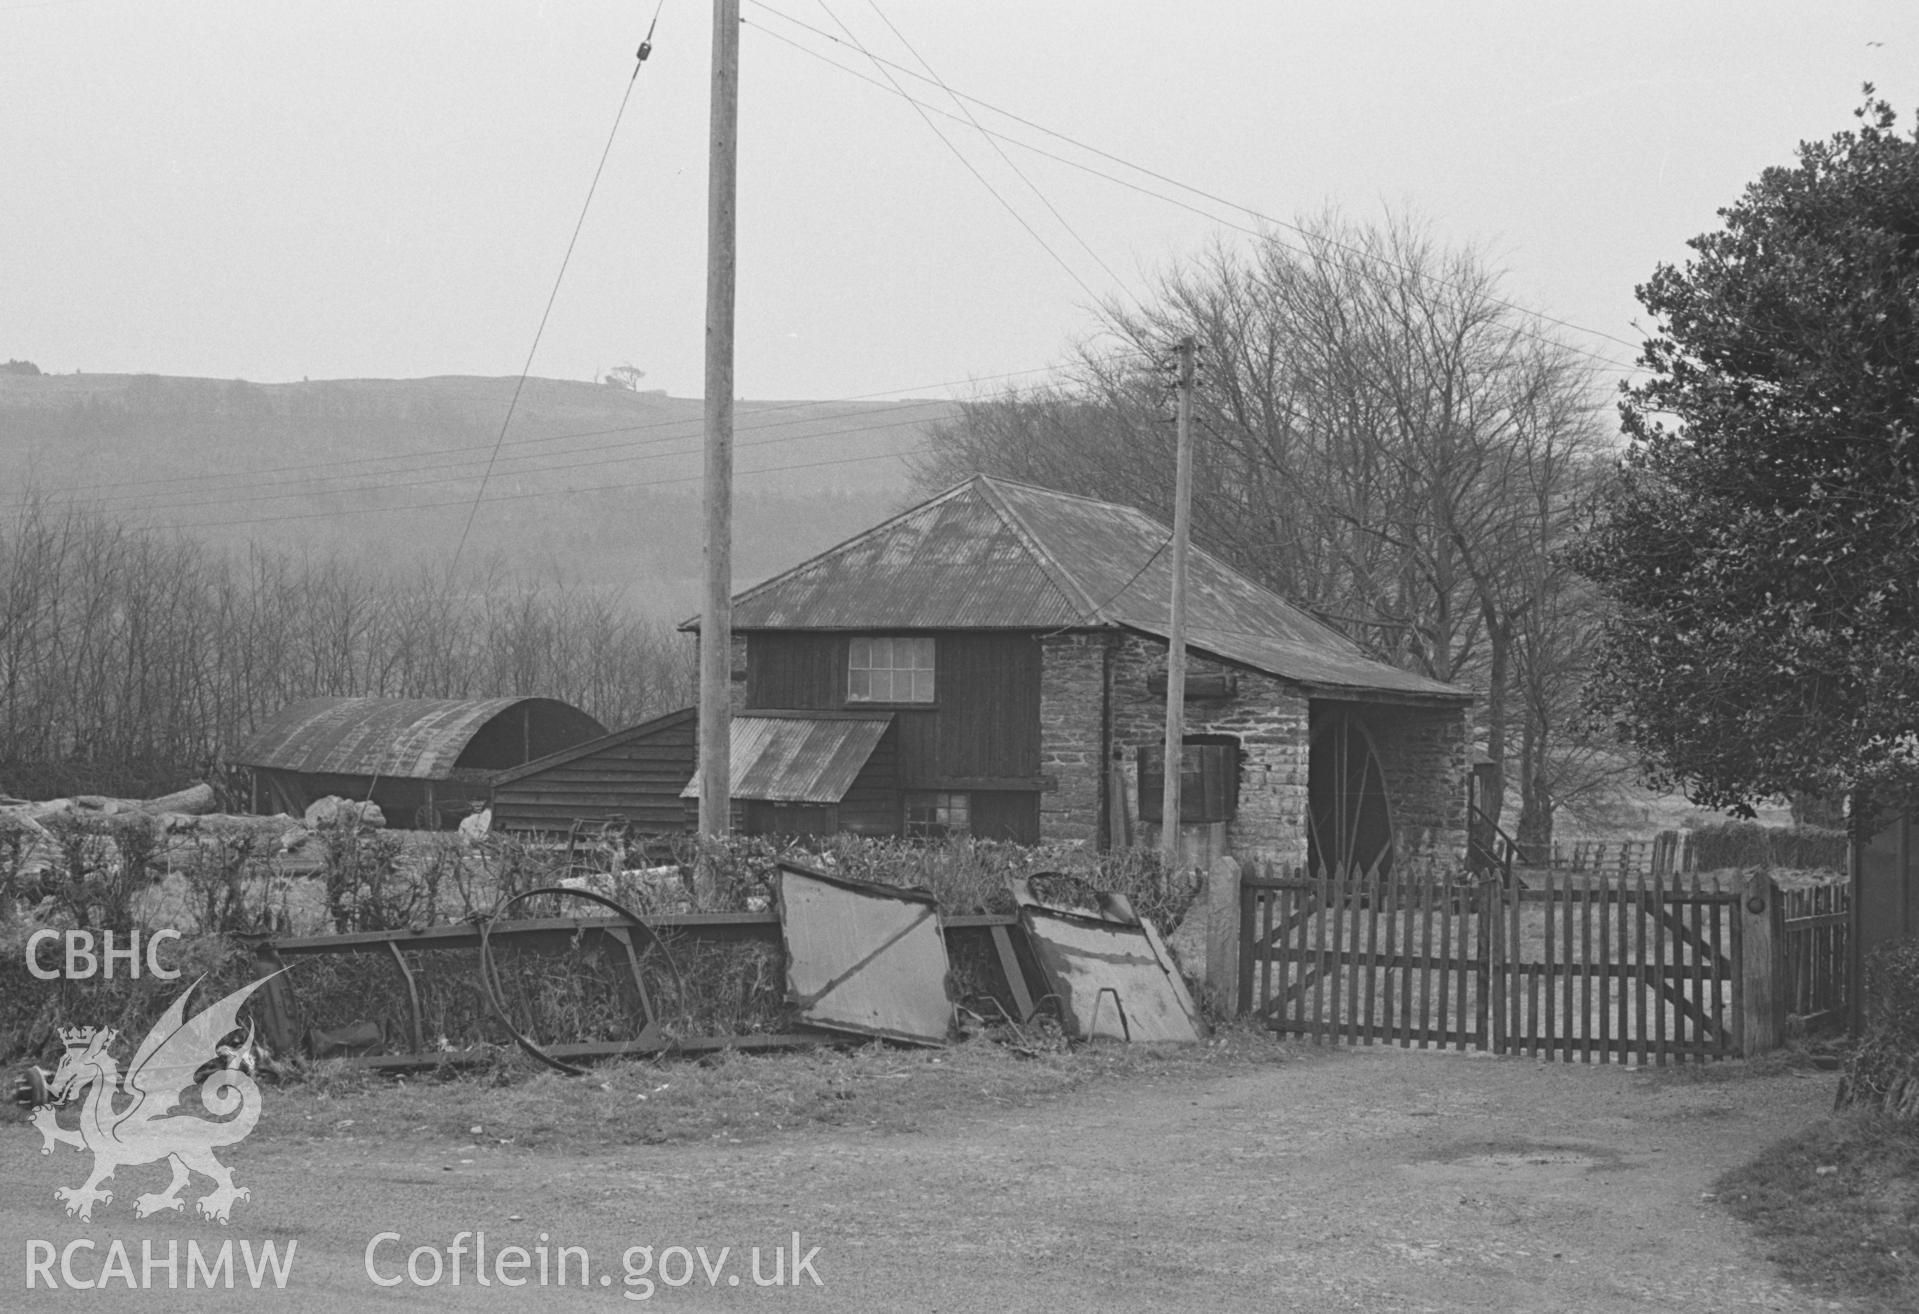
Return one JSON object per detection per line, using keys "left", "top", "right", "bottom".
{"left": 478, "top": 885, "right": 683, "bottom": 1076}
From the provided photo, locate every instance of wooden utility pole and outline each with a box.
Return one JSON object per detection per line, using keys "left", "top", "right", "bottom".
{"left": 1159, "top": 337, "right": 1196, "bottom": 874}
{"left": 697, "top": 0, "right": 740, "bottom": 844}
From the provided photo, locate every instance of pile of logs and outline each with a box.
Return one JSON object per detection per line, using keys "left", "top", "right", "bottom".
{"left": 0, "top": 783, "right": 322, "bottom": 884}
{"left": 0, "top": 781, "right": 219, "bottom": 830}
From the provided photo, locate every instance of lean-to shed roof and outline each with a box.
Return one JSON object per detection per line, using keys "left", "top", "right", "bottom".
{"left": 681, "top": 712, "right": 892, "bottom": 804}
{"left": 709, "top": 475, "right": 1466, "bottom": 701}
{"left": 231, "top": 696, "right": 607, "bottom": 779}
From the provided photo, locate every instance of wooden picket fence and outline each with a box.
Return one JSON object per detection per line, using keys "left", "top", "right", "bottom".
{"left": 1550, "top": 838, "right": 1659, "bottom": 878}
{"left": 1240, "top": 867, "right": 1744, "bottom": 1063}
{"left": 1780, "top": 880, "right": 1850, "bottom": 1028}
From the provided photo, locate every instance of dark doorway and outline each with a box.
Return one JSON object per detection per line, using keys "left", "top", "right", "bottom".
{"left": 1309, "top": 709, "right": 1394, "bottom": 878}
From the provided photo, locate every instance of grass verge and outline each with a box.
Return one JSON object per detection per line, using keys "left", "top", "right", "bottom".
{"left": 255, "top": 1022, "right": 1287, "bottom": 1154}
{"left": 1716, "top": 1111, "right": 1919, "bottom": 1312}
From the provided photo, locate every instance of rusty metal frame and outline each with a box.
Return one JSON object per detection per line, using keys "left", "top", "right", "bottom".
{"left": 247, "top": 904, "right": 1038, "bottom": 1071}
{"left": 478, "top": 886, "right": 681, "bottom": 1076}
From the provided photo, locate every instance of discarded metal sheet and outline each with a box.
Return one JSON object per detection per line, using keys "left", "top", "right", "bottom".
{"left": 1009, "top": 875, "right": 1138, "bottom": 924}
{"left": 1014, "top": 891, "right": 1205, "bottom": 1044}
{"left": 777, "top": 860, "right": 953, "bottom": 1046}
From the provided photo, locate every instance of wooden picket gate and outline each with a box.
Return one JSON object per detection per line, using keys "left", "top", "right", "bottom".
{"left": 1240, "top": 867, "right": 1744, "bottom": 1063}
{"left": 1780, "top": 880, "right": 1850, "bottom": 1030}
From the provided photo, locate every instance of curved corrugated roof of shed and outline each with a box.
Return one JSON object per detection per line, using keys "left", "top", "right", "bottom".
{"left": 231, "top": 696, "right": 599, "bottom": 779}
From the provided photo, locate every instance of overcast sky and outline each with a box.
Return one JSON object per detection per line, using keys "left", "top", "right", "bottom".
{"left": 7, "top": 2, "right": 1917, "bottom": 405}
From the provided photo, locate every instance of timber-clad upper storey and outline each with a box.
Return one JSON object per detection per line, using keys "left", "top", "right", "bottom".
{"left": 719, "top": 475, "right": 1465, "bottom": 701}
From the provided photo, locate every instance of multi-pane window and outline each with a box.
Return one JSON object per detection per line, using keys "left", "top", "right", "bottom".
{"left": 847, "top": 636, "right": 935, "bottom": 703}
{"left": 1137, "top": 739, "right": 1240, "bottom": 823}
{"left": 904, "top": 791, "right": 969, "bottom": 838}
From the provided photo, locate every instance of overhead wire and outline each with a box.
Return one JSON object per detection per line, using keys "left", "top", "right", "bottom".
{"left": 1036, "top": 531, "right": 1176, "bottom": 641}
{"left": 743, "top": 3, "right": 1645, "bottom": 374}
{"left": 810, "top": 0, "right": 1108, "bottom": 305}
{"left": 862, "top": 0, "right": 1127, "bottom": 290}
{"left": 447, "top": 3, "right": 663, "bottom": 578}
{"left": 22, "top": 11, "right": 1646, "bottom": 539}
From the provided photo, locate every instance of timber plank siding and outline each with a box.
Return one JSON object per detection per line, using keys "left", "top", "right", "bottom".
{"left": 491, "top": 708, "right": 698, "bottom": 835}
{"left": 743, "top": 631, "right": 1040, "bottom": 782}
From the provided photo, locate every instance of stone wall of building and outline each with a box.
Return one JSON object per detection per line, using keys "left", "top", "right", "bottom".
{"left": 1106, "top": 634, "right": 1311, "bottom": 868}
{"left": 1037, "top": 633, "right": 1110, "bottom": 844}
{"left": 993, "top": 628, "right": 1466, "bottom": 878}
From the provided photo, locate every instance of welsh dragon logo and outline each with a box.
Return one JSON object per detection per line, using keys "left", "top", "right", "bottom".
{"left": 30, "top": 975, "right": 275, "bottom": 1224}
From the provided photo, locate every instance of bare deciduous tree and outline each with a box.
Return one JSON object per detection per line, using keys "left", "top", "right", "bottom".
{"left": 0, "top": 495, "right": 694, "bottom": 799}
{"left": 918, "top": 211, "right": 1611, "bottom": 848}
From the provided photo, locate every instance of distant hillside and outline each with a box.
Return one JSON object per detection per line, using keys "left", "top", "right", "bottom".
{"left": 1, "top": 371, "right": 956, "bottom": 615}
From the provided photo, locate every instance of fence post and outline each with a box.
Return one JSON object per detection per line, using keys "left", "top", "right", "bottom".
{"left": 1208, "top": 855, "right": 1243, "bottom": 1013}
{"left": 1237, "top": 862, "right": 1261, "bottom": 1015}
{"left": 1738, "top": 870, "right": 1786, "bottom": 1056}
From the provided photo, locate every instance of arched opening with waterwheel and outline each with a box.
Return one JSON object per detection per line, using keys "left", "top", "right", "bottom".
{"left": 1308, "top": 708, "right": 1395, "bottom": 880}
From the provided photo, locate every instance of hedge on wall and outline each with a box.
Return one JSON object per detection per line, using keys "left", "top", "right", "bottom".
{"left": 1686, "top": 822, "right": 1847, "bottom": 873}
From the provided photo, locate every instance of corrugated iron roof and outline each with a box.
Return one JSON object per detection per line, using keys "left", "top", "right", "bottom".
{"left": 231, "top": 696, "right": 605, "bottom": 779}
{"left": 725, "top": 487, "right": 1080, "bottom": 630}
{"left": 681, "top": 713, "right": 891, "bottom": 803}
{"left": 720, "top": 475, "right": 1465, "bottom": 700}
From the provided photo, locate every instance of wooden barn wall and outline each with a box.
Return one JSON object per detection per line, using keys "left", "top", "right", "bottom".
{"left": 839, "top": 723, "right": 901, "bottom": 835}
{"left": 971, "top": 790, "right": 1040, "bottom": 844}
{"left": 744, "top": 632, "right": 1041, "bottom": 784}
{"left": 746, "top": 633, "right": 843, "bottom": 709}
{"left": 491, "top": 716, "right": 697, "bottom": 835}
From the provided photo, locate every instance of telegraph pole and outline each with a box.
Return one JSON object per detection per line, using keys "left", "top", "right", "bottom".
{"left": 1159, "top": 337, "right": 1195, "bottom": 875}
{"left": 697, "top": 0, "right": 739, "bottom": 845}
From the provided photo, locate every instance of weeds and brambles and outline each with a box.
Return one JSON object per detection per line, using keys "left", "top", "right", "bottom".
{"left": 1684, "top": 821, "right": 1847, "bottom": 874}
{"left": 663, "top": 832, "right": 1196, "bottom": 931}
{"left": 649, "top": 932, "right": 786, "bottom": 1039}
{"left": 1839, "top": 936, "right": 1919, "bottom": 1120}
{"left": 176, "top": 831, "right": 270, "bottom": 935}
{"left": 0, "top": 828, "right": 1210, "bottom": 1071}
{"left": 35, "top": 813, "right": 154, "bottom": 932}
{"left": 0, "top": 930, "right": 254, "bottom": 1065}
{"left": 1717, "top": 1111, "right": 1919, "bottom": 1311}
{"left": 315, "top": 820, "right": 412, "bottom": 932}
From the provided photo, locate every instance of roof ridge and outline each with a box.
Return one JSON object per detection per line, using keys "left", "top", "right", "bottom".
{"left": 973, "top": 472, "right": 1151, "bottom": 516}
{"left": 703, "top": 478, "right": 980, "bottom": 629}
{"left": 972, "top": 476, "right": 1108, "bottom": 620}
{"left": 981, "top": 476, "right": 1203, "bottom": 623}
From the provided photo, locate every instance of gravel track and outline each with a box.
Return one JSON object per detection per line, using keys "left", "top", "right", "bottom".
{"left": 2, "top": 1043, "right": 1844, "bottom": 1311}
